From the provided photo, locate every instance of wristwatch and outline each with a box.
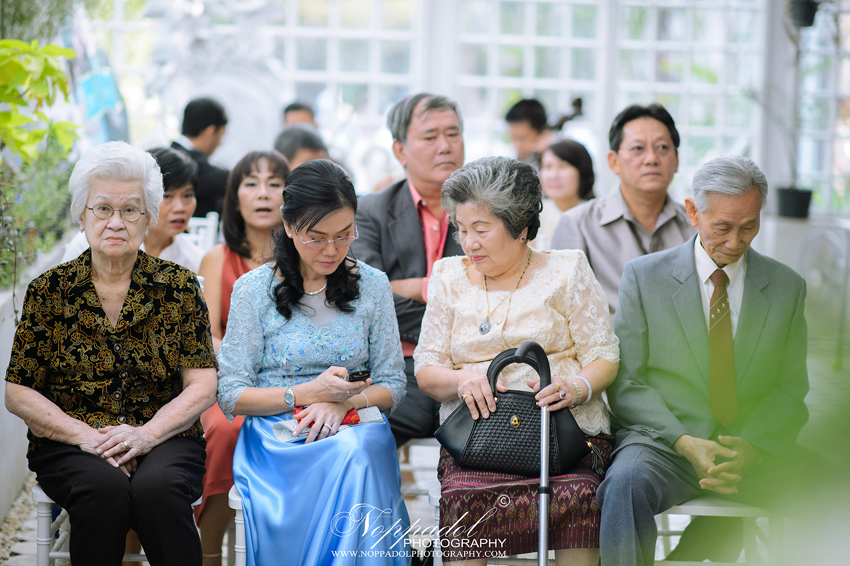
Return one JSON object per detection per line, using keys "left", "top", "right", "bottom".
{"left": 284, "top": 385, "right": 296, "bottom": 410}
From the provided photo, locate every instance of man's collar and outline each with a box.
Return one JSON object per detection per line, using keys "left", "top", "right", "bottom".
{"left": 408, "top": 178, "right": 425, "bottom": 207}
{"left": 599, "top": 185, "right": 678, "bottom": 229}
{"left": 175, "top": 134, "right": 195, "bottom": 151}
{"left": 694, "top": 234, "right": 746, "bottom": 288}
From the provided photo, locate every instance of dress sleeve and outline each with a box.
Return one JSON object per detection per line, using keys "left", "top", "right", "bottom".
{"left": 365, "top": 270, "right": 407, "bottom": 412}
{"left": 216, "top": 275, "right": 265, "bottom": 420}
{"left": 413, "top": 260, "right": 454, "bottom": 375}
{"left": 179, "top": 273, "right": 218, "bottom": 369}
{"left": 4, "top": 280, "right": 53, "bottom": 391}
{"left": 565, "top": 252, "right": 620, "bottom": 368}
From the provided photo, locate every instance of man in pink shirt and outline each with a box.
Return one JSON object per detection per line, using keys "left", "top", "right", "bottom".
{"left": 352, "top": 93, "right": 465, "bottom": 446}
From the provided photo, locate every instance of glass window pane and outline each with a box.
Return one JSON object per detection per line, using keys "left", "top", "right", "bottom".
{"left": 274, "top": 36, "right": 286, "bottom": 60}
{"left": 122, "top": 31, "right": 153, "bottom": 67}
{"left": 296, "top": 82, "right": 326, "bottom": 108}
{"left": 727, "top": 10, "right": 757, "bottom": 44}
{"left": 571, "top": 48, "right": 595, "bottom": 80}
{"left": 533, "top": 90, "right": 559, "bottom": 119}
{"left": 801, "top": 11, "right": 833, "bottom": 50}
{"left": 726, "top": 95, "right": 754, "bottom": 129}
{"left": 799, "top": 137, "right": 830, "bottom": 175}
{"left": 380, "top": 41, "right": 410, "bottom": 74}
{"left": 297, "top": 38, "right": 327, "bottom": 70}
{"left": 723, "top": 136, "right": 750, "bottom": 154}
{"left": 341, "top": 0, "right": 371, "bottom": 28}
{"left": 655, "top": 94, "right": 682, "bottom": 123}
{"left": 459, "top": 86, "right": 489, "bottom": 118}
{"left": 838, "top": 57, "right": 850, "bottom": 94}
{"left": 570, "top": 91, "right": 594, "bottom": 123}
{"left": 657, "top": 51, "right": 686, "bottom": 83}
{"left": 621, "top": 6, "right": 650, "bottom": 40}
{"left": 687, "top": 136, "right": 716, "bottom": 168}
{"left": 459, "top": 0, "right": 489, "bottom": 34}
{"left": 689, "top": 96, "right": 717, "bottom": 126}
{"left": 378, "top": 85, "right": 409, "bottom": 113}
{"left": 496, "top": 88, "right": 524, "bottom": 115}
{"left": 382, "top": 0, "right": 413, "bottom": 30}
{"left": 499, "top": 45, "right": 523, "bottom": 77}
{"left": 537, "top": 3, "right": 564, "bottom": 37}
{"left": 691, "top": 52, "right": 721, "bottom": 84}
{"left": 536, "top": 46, "right": 560, "bottom": 79}
{"left": 298, "top": 0, "right": 328, "bottom": 26}
{"left": 800, "top": 95, "right": 832, "bottom": 131}
{"left": 500, "top": 1, "right": 524, "bottom": 35}
{"left": 462, "top": 44, "right": 488, "bottom": 76}
{"left": 800, "top": 54, "right": 833, "bottom": 93}
{"left": 657, "top": 8, "right": 687, "bottom": 42}
{"left": 727, "top": 53, "right": 757, "bottom": 88}
{"left": 340, "top": 39, "right": 370, "bottom": 73}
{"left": 341, "top": 83, "right": 369, "bottom": 113}
{"left": 572, "top": 4, "right": 597, "bottom": 39}
{"left": 620, "top": 49, "right": 650, "bottom": 81}
{"left": 693, "top": 10, "right": 723, "bottom": 44}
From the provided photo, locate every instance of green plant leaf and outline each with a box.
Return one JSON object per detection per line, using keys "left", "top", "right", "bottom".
{"left": 40, "top": 45, "right": 76, "bottom": 59}
{"left": 0, "top": 39, "right": 33, "bottom": 51}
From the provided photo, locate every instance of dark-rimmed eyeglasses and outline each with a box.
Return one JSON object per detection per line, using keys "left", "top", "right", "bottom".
{"left": 87, "top": 204, "right": 146, "bottom": 222}
{"left": 297, "top": 226, "right": 359, "bottom": 249}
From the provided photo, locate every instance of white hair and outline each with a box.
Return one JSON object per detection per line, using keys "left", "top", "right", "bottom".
{"left": 692, "top": 154, "right": 768, "bottom": 213}
{"left": 69, "top": 141, "right": 163, "bottom": 225}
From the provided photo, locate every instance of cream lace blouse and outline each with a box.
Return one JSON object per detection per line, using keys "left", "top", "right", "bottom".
{"left": 413, "top": 250, "right": 619, "bottom": 436}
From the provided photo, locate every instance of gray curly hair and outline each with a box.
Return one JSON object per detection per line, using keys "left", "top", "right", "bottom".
{"left": 69, "top": 141, "right": 164, "bottom": 225}
{"left": 441, "top": 156, "right": 542, "bottom": 241}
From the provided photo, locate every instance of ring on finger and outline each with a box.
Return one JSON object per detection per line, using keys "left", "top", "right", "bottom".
{"left": 559, "top": 390, "right": 567, "bottom": 400}
{"left": 123, "top": 441, "right": 131, "bottom": 451}
{"left": 461, "top": 394, "right": 471, "bottom": 401}
{"left": 323, "top": 423, "right": 332, "bottom": 430}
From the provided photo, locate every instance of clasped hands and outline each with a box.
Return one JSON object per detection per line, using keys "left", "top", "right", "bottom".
{"left": 292, "top": 366, "right": 372, "bottom": 444}
{"left": 77, "top": 424, "right": 157, "bottom": 478}
{"left": 457, "top": 372, "right": 579, "bottom": 420}
{"left": 674, "top": 434, "right": 762, "bottom": 494}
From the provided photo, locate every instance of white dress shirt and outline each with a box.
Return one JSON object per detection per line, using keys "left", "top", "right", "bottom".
{"left": 694, "top": 235, "right": 747, "bottom": 337}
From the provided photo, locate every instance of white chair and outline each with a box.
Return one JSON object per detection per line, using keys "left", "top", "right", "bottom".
{"left": 185, "top": 211, "right": 220, "bottom": 253}
{"left": 32, "top": 483, "right": 202, "bottom": 566}
{"left": 655, "top": 496, "right": 783, "bottom": 565}
{"left": 228, "top": 486, "right": 247, "bottom": 566}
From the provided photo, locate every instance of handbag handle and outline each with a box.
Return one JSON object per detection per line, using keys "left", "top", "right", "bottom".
{"left": 486, "top": 340, "right": 551, "bottom": 393}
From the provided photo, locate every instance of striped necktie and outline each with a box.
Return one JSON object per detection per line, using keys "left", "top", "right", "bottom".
{"left": 709, "top": 269, "right": 737, "bottom": 427}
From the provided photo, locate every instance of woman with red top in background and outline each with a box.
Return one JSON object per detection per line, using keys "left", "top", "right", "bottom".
{"left": 196, "top": 151, "right": 289, "bottom": 566}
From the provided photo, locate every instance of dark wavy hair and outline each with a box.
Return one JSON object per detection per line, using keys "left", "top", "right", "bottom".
{"left": 221, "top": 151, "right": 290, "bottom": 258}
{"left": 147, "top": 147, "right": 199, "bottom": 192}
{"left": 271, "top": 159, "right": 360, "bottom": 319}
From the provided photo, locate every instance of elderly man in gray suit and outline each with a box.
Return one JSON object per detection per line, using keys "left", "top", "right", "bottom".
{"left": 351, "top": 93, "right": 465, "bottom": 446}
{"left": 599, "top": 155, "right": 811, "bottom": 565}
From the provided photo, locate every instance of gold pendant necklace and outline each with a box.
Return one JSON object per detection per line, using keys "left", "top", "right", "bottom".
{"left": 479, "top": 249, "right": 532, "bottom": 335}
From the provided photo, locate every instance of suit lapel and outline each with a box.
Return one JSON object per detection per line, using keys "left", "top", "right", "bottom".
{"left": 386, "top": 181, "right": 427, "bottom": 276}
{"left": 734, "top": 249, "right": 770, "bottom": 383}
{"left": 671, "top": 237, "right": 711, "bottom": 384}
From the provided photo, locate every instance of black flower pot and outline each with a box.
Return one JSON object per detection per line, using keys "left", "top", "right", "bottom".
{"left": 777, "top": 187, "right": 813, "bottom": 218}
{"left": 790, "top": 0, "right": 818, "bottom": 28}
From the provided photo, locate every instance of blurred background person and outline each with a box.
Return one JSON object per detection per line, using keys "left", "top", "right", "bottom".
{"left": 195, "top": 151, "right": 289, "bottom": 566}
{"left": 536, "top": 139, "right": 596, "bottom": 249}
{"left": 62, "top": 146, "right": 204, "bottom": 273}
{"left": 282, "top": 101, "right": 316, "bottom": 128}
{"left": 172, "top": 97, "right": 230, "bottom": 218}
{"left": 273, "top": 125, "right": 329, "bottom": 170}
{"left": 6, "top": 141, "right": 217, "bottom": 566}
{"left": 505, "top": 98, "right": 552, "bottom": 166}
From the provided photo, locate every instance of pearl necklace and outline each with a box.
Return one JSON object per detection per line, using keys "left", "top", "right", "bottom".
{"left": 479, "top": 249, "right": 532, "bottom": 335}
{"left": 303, "top": 282, "right": 328, "bottom": 296}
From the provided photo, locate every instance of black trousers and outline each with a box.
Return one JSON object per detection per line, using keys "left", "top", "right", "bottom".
{"left": 29, "top": 437, "right": 206, "bottom": 566}
{"left": 388, "top": 356, "right": 441, "bottom": 447}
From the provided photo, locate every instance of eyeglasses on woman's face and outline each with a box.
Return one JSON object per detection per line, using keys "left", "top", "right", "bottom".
{"left": 297, "top": 225, "right": 359, "bottom": 249}
{"left": 87, "top": 203, "right": 146, "bottom": 222}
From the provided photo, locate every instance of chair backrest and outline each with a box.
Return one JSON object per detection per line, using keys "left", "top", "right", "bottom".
{"left": 185, "top": 211, "right": 220, "bottom": 254}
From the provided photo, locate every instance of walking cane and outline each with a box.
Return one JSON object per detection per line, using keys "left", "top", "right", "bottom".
{"left": 515, "top": 341, "right": 551, "bottom": 566}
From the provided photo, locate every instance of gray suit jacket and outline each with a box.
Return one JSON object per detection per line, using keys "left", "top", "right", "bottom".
{"left": 351, "top": 179, "right": 464, "bottom": 345}
{"left": 608, "top": 235, "right": 809, "bottom": 458}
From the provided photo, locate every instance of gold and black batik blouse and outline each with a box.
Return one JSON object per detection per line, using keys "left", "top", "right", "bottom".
{"left": 5, "top": 250, "right": 217, "bottom": 456}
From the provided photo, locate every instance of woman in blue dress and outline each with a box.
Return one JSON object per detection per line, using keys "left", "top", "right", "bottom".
{"left": 217, "top": 159, "right": 410, "bottom": 565}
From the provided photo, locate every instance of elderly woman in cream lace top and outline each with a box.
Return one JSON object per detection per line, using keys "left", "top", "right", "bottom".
{"left": 414, "top": 156, "right": 619, "bottom": 566}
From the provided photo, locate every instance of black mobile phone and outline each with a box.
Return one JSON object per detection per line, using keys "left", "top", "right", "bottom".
{"left": 348, "top": 370, "right": 370, "bottom": 382}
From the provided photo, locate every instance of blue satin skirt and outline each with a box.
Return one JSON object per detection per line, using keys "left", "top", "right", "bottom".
{"left": 233, "top": 414, "right": 412, "bottom": 565}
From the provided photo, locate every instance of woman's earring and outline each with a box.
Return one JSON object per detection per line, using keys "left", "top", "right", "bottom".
{"left": 146, "top": 230, "right": 149, "bottom": 236}
{"left": 520, "top": 236, "right": 526, "bottom": 242}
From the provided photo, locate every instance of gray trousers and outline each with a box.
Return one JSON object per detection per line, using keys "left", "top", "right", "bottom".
{"left": 597, "top": 443, "right": 701, "bottom": 566}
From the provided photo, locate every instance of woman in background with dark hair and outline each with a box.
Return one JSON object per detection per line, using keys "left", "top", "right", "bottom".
{"left": 196, "top": 151, "right": 289, "bottom": 566}
{"left": 536, "top": 139, "right": 595, "bottom": 249}
{"left": 217, "top": 159, "right": 408, "bottom": 565}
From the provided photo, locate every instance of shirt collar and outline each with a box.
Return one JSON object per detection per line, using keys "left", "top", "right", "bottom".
{"left": 408, "top": 178, "right": 426, "bottom": 208}
{"left": 175, "top": 134, "right": 195, "bottom": 151}
{"left": 67, "top": 250, "right": 168, "bottom": 297}
{"left": 694, "top": 234, "right": 746, "bottom": 288}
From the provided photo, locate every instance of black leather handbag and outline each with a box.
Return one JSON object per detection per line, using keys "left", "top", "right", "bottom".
{"left": 435, "top": 341, "right": 600, "bottom": 477}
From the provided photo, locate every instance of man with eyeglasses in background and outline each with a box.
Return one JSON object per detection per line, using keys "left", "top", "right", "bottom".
{"left": 551, "top": 103, "right": 694, "bottom": 314}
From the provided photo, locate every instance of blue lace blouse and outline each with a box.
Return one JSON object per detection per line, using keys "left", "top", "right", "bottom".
{"left": 217, "top": 261, "right": 406, "bottom": 419}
